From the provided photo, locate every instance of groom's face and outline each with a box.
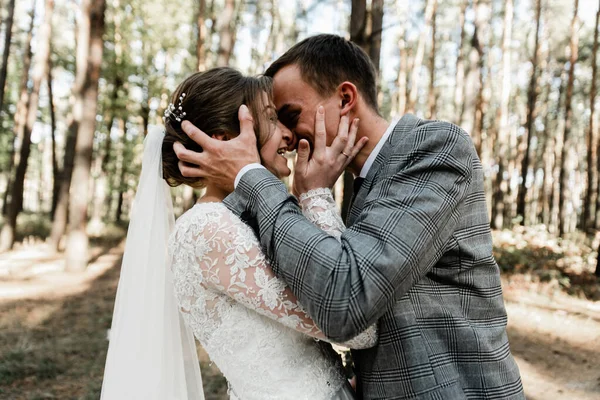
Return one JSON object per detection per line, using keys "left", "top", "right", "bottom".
{"left": 272, "top": 65, "right": 342, "bottom": 150}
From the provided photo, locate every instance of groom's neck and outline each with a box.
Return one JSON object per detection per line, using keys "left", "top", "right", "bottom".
{"left": 346, "top": 113, "right": 390, "bottom": 176}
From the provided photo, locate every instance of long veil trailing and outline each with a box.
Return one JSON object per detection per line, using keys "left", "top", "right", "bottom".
{"left": 101, "top": 126, "right": 204, "bottom": 400}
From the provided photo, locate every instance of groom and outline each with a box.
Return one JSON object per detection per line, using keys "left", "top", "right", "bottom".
{"left": 174, "top": 34, "right": 524, "bottom": 399}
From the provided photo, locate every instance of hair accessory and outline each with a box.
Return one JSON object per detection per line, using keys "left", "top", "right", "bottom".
{"left": 163, "top": 93, "right": 187, "bottom": 122}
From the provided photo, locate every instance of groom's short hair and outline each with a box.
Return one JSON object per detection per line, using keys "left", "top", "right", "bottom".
{"left": 265, "top": 34, "right": 379, "bottom": 112}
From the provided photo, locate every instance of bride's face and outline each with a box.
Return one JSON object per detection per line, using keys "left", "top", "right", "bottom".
{"left": 258, "top": 100, "right": 295, "bottom": 179}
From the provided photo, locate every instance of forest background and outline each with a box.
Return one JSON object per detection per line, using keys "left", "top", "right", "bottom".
{"left": 0, "top": 0, "right": 599, "bottom": 399}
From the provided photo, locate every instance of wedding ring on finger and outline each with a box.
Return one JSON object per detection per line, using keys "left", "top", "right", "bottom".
{"left": 342, "top": 151, "right": 350, "bottom": 158}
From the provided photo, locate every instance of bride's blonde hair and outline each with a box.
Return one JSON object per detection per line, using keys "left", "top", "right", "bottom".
{"left": 161, "top": 67, "right": 273, "bottom": 188}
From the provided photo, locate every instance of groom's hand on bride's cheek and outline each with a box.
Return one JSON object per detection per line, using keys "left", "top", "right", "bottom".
{"left": 174, "top": 105, "right": 261, "bottom": 192}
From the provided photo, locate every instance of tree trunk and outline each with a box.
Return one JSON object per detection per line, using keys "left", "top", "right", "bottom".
{"left": 206, "top": 0, "right": 217, "bottom": 43}
{"left": 453, "top": 0, "right": 469, "bottom": 125}
{"left": 558, "top": 0, "right": 579, "bottom": 237}
{"left": 463, "top": 0, "right": 489, "bottom": 157}
{"left": 549, "top": 69, "right": 567, "bottom": 234}
{"left": 215, "top": 0, "right": 237, "bottom": 66}
{"left": 64, "top": 0, "right": 106, "bottom": 272}
{"left": 102, "top": 79, "right": 121, "bottom": 171}
{"left": 49, "top": 0, "right": 96, "bottom": 251}
{"left": 537, "top": 53, "right": 554, "bottom": 226}
{"left": 516, "top": 0, "right": 542, "bottom": 224}
{"left": 112, "top": 119, "right": 125, "bottom": 222}
{"left": 197, "top": 0, "right": 207, "bottom": 71}
{"left": 597, "top": 109, "right": 600, "bottom": 229}
{"left": 0, "top": 0, "right": 53, "bottom": 252}
{"left": 394, "top": 28, "right": 408, "bottom": 117}
{"left": 350, "top": 0, "right": 383, "bottom": 73}
{"left": 350, "top": 0, "right": 368, "bottom": 47}
{"left": 368, "top": 0, "right": 384, "bottom": 73}
{"left": 595, "top": 241, "right": 600, "bottom": 277}
{"left": 583, "top": 0, "right": 599, "bottom": 231}
{"left": 49, "top": 116, "right": 76, "bottom": 250}
{"left": 2, "top": 5, "right": 35, "bottom": 216}
{"left": 427, "top": 0, "right": 438, "bottom": 119}
{"left": 262, "top": 0, "right": 281, "bottom": 68}
{"left": 48, "top": 59, "right": 60, "bottom": 218}
{"left": 406, "top": 0, "right": 435, "bottom": 114}
{"left": 491, "top": 0, "right": 513, "bottom": 229}
{"left": 249, "top": 1, "right": 266, "bottom": 74}
{"left": 0, "top": 0, "right": 16, "bottom": 116}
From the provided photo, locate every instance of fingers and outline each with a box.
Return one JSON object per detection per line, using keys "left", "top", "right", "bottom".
{"left": 181, "top": 120, "right": 214, "bottom": 150}
{"left": 349, "top": 137, "right": 369, "bottom": 160}
{"left": 343, "top": 118, "right": 360, "bottom": 155}
{"left": 173, "top": 142, "right": 207, "bottom": 177}
{"left": 177, "top": 160, "right": 206, "bottom": 178}
{"left": 173, "top": 141, "right": 203, "bottom": 165}
{"left": 295, "top": 139, "right": 311, "bottom": 174}
{"left": 330, "top": 115, "right": 350, "bottom": 154}
{"left": 313, "top": 106, "right": 326, "bottom": 160}
{"left": 237, "top": 104, "right": 257, "bottom": 145}
{"left": 340, "top": 119, "right": 365, "bottom": 167}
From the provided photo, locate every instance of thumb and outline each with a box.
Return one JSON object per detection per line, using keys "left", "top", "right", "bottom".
{"left": 295, "top": 139, "right": 310, "bottom": 173}
{"left": 238, "top": 104, "right": 256, "bottom": 143}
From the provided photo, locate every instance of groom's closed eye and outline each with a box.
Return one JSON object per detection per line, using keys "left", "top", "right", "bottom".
{"left": 277, "top": 104, "right": 300, "bottom": 130}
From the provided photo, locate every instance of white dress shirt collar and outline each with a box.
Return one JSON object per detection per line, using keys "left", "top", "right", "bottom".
{"left": 359, "top": 118, "right": 399, "bottom": 178}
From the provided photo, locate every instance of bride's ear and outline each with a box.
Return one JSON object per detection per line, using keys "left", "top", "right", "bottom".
{"left": 338, "top": 82, "right": 358, "bottom": 116}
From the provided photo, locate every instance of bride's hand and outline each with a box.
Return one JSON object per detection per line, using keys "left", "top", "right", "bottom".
{"left": 292, "top": 106, "right": 367, "bottom": 197}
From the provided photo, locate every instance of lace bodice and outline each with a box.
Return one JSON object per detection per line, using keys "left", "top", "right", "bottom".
{"left": 169, "top": 190, "right": 377, "bottom": 400}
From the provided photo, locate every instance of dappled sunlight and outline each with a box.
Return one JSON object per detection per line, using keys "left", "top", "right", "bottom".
{"left": 0, "top": 242, "right": 124, "bottom": 301}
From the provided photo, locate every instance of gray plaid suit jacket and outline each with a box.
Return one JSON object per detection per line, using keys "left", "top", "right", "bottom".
{"left": 224, "top": 115, "right": 524, "bottom": 399}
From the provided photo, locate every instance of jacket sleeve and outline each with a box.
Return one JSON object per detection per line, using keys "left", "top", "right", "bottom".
{"left": 223, "top": 122, "right": 474, "bottom": 342}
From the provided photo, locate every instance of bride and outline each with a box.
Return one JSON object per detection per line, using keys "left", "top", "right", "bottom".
{"left": 101, "top": 67, "right": 377, "bottom": 400}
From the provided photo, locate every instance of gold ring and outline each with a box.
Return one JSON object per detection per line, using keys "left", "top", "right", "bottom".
{"left": 342, "top": 151, "right": 350, "bottom": 157}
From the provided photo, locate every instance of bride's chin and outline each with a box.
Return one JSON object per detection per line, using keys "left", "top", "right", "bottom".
{"left": 276, "top": 167, "right": 291, "bottom": 179}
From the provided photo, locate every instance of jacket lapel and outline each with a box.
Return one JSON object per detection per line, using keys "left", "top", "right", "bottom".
{"left": 347, "top": 114, "right": 421, "bottom": 226}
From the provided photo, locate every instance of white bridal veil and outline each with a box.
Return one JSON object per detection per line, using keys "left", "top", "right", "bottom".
{"left": 101, "top": 126, "right": 204, "bottom": 400}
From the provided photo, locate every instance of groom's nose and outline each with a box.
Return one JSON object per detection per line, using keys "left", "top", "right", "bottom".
{"left": 281, "top": 125, "right": 297, "bottom": 151}
{"left": 286, "top": 134, "right": 298, "bottom": 151}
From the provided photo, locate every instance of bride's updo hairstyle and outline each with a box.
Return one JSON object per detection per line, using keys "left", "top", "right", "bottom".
{"left": 162, "top": 67, "right": 272, "bottom": 188}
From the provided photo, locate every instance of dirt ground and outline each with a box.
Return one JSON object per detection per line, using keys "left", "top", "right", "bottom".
{"left": 0, "top": 242, "right": 598, "bottom": 400}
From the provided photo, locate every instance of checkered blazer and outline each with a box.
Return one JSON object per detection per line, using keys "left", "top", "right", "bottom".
{"left": 224, "top": 115, "right": 524, "bottom": 399}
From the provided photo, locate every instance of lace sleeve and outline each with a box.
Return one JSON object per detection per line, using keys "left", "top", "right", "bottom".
{"left": 187, "top": 205, "right": 376, "bottom": 349}
{"left": 298, "top": 189, "right": 379, "bottom": 349}
{"left": 298, "top": 188, "right": 346, "bottom": 239}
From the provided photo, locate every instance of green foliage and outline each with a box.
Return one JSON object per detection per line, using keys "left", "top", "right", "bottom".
{"left": 493, "top": 226, "right": 599, "bottom": 300}
{"left": 9, "top": 213, "right": 53, "bottom": 241}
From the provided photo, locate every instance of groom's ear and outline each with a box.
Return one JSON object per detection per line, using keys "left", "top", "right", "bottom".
{"left": 338, "top": 81, "right": 358, "bottom": 116}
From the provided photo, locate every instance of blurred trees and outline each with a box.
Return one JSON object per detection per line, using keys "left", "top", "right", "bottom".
{"left": 0, "top": 0, "right": 15, "bottom": 115}
{"left": 0, "top": 0, "right": 597, "bottom": 274}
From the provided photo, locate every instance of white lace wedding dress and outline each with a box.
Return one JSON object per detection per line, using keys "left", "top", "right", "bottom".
{"left": 168, "top": 189, "right": 378, "bottom": 400}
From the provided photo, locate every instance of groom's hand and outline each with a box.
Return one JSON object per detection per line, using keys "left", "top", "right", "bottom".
{"left": 174, "top": 105, "right": 260, "bottom": 193}
{"left": 293, "top": 106, "right": 367, "bottom": 196}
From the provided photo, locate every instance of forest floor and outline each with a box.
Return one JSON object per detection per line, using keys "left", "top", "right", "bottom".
{"left": 0, "top": 227, "right": 598, "bottom": 400}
